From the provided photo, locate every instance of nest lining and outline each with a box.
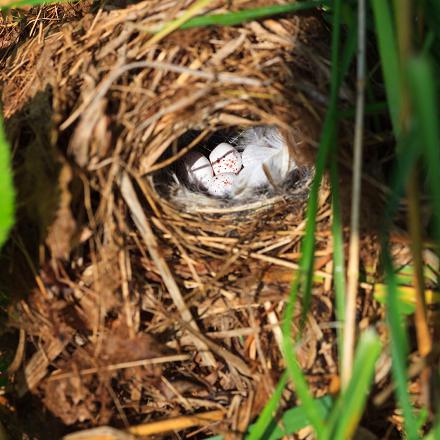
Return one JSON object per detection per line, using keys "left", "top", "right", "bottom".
{"left": 0, "top": 0, "right": 349, "bottom": 435}
{"left": 154, "top": 125, "right": 314, "bottom": 211}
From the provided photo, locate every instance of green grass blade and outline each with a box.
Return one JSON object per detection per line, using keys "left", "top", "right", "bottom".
{"left": 370, "top": 0, "right": 401, "bottom": 133}
{"left": 339, "top": 14, "right": 357, "bottom": 82}
{"left": 246, "top": 371, "right": 288, "bottom": 440}
{"left": 298, "top": 0, "right": 344, "bottom": 326}
{"left": 374, "top": 129, "right": 419, "bottom": 440}
{"left": 281, "top": 297, "right": 325, "bottom": 436}
{"left": 423, "top": 415, "right": 440, "bottom": 440}
{"left": 381, "top": 132, "right": 420, "bottom": 235}
{"left": 256, "top": 396, "right": 333, "bottom": 440}
{"left": 383, "top": 249, "right": 418, "bottom": 440}
{"left": 338, "top": 102, "right": 388, "bottom": 119}
{"left": 281, "top": 0, "right": 344, "bottom": 435}
{"left": 181, "top": 1, "right": 329, "bottom": 29}
{"left": 298, "top": 0, "right": 356, "bottom": 324}
{"left": 280, "top": 98, "right": 339, "bottom": 438}
{"left": 148, "top": 0, "right": 215, "bottom": 45}
{"left": 330, "top": 157, "right": 346, "bottom": 365}
{"left": 407, "top": 56, "right": 440, "bottom": 244}
{"left": 373, "top": 89, "right": 421, "bottom": 440}
{"left": 2, "top": 1, "right": 328, "bottom": 19}
{"left": 0, "top": 117, "right": 15, "bottom": 249}
{"left": 325, "top": 329, "right": 382, "bottom": 439}
{"left": 0, "top": 0, "right": 60, "bottom": 9}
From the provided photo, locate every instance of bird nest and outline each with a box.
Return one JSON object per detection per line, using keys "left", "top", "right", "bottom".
{"left": 0, "top": 1, "right": 348, "bottom": 437}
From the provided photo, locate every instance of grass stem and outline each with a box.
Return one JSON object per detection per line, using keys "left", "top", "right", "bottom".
{"left": 341, "top": 0, "right": 366, "bottom": 390}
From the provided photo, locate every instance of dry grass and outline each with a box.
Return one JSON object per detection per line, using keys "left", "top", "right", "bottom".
{"left": 0, "top": 0, "right": 398, "bottom": 437}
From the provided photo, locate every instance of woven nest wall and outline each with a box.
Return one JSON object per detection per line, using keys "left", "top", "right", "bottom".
{"left": 0, "top": 1, "right": 351, "bottom": 436}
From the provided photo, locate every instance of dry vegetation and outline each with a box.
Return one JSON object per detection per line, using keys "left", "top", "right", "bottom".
{"left": 0, "top": 1, "right": 429, "bottom": 438}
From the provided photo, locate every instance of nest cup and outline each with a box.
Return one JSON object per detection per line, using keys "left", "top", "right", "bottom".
{"left": 156, "top": 124, "right": 314, "bottom": 209}
{"left": 1, "top": 0, "right": 336, "bottom": 433}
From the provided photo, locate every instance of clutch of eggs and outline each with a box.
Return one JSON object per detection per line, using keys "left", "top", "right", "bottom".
{"left": 180, "top": 143, "right": 242, "bottom": 197}
{"left": 179, "top": 127, "right": 292, "bottom": 199}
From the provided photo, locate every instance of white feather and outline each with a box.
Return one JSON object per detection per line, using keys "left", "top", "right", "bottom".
{"left": 241, "top": 145, "right": 278, "bottom": 168}
{"left": 237, "top": 125, "right": 286, "bottom": 152}
{"left": 232, "top": 126, "right": 295, "bottom": 198}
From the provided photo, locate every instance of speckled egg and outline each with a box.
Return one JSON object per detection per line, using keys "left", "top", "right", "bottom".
{"left": 180, "top": 151, "right": 213, "bottom": 190}
{"left": 207, "top": 173, "right": 238, "bottom": 197}
{"left": 209, "top": 143, "right": 242, "bottom": 175}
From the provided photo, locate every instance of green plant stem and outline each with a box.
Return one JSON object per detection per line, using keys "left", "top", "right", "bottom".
{"left": 330, "top": 152, "right": 346, "bottom": 370}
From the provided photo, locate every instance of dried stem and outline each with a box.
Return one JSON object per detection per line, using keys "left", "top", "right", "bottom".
{"left": 341, "top": 0, "right": 366, "bottom": 389}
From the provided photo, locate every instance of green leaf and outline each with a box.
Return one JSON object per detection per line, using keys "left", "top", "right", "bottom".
{"left": 423, "top": 417, "right": 440, "bottom": 440}
{"left": 383, "top": 250, "right": 418, "bottom": 440}
{"left": 325, "top": 329, "right": 382, "bottom": 439}
{"left": 246, "top": 371, "right": 288, "bottom": 440}
{"left": 0, "top": 117, "right": 15, "bottom": 249}
{"left": 252, "top": 396, "right": 332, "bottom": 440}
{"left": 211, "top": 395, "right": 332, "bottom": 440}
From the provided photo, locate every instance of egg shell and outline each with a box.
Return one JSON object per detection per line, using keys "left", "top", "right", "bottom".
{"left": 209, "top": 143, "right": 242, "bottom": 175}
{"left": 207, "top": 173, "right": 237, "bottom": 198}
{"left": 180, "top": 151, "right": 213, "bottom": 189}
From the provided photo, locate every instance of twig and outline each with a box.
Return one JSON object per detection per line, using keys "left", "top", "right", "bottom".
{"left": 47, "top": 354, "right": 191, "bottom": 382}
{"left": 119, "top": 172, "right": 216, "bottom": 367}
{"left": 341, "top": 0, "right": 366, "bottom": 389}
{"left": 7, "top": 328, "right": 25, "bottom": 374}
{"left": 178, "top": 318, "right": 252, "bottom": 377}
{"left": 407, "top": 173, "right": 432, "bottom": 357}
{"left": 130, "top": 410, "right": 225, "bottom": 436}
{"left": 63, "top": 409, "right": 225, "bottom": 439}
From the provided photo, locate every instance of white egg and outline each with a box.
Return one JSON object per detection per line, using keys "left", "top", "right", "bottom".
{"left": 180, "top": 151, "right": 213, "bottom": 190}
{"left": 209, "top": 143, "right": 242, "bottom": 175}
{"left": 207, "top": 173, "right": 237, "bottom": 197}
